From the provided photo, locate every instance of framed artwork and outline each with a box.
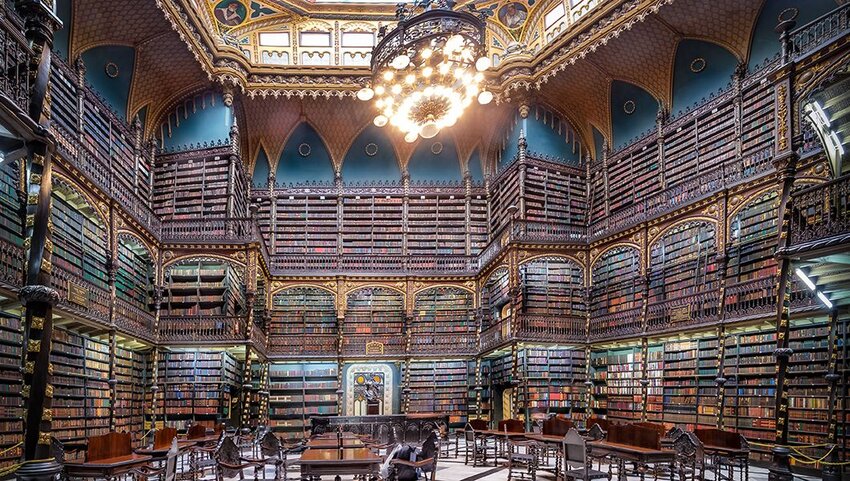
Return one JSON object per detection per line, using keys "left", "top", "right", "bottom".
{"left": 214, "top": 0, "right": 248, "bottom": 27}
{"left": 498, "top": 2, "right": 528, "bottom": 30}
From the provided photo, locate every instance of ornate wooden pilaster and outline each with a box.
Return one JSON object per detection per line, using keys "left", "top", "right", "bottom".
{"left": 822, "top": 310, "right": 843, "bottom": 481}
{"left": 464, "top": 173, "right": 472, "bottom": 256}
{"left": 517, "top": 126, "right": 528, "bottom": 221}
{"left": 131, "top": 115, "right": 142, "bottom": 198}
{"left": 241, "top": 289, "right": 257, "bottom": 431}
{"left": 732, "top": 63, "right": 746, "bottom": 163}
{"left": 639, "top": 338, "right": 650, "bottom": 422}
{"left": 601, "top": 141, "right": 610, "bottom": 218}
{"left": 402, "top": 173, "right": 410, "bottom": 258}
{"left": 402, "top": 311, "right": 413, "bottom": 413}
{"left": 107, "top": 329, "right": 118, "bottom": 431}
{"left": 473, "top": 356, "right": 483, "bottom": 418}
{"left": 584, "top": 344, "right": 593, "bottom": 419}
{"left": 226, "top": 123, "right": 239, "bottom": 229}
{"left": 510, "top": 342, "right": 521, "bottom": 419}
{"left": 715, "top": 324, "right": 727, "bottom": 429}
{"left": 335, "top": 174, "right": 344, "bottom": 262}
{"left": 656, "top": 106, "right": 667, "bottom": 190}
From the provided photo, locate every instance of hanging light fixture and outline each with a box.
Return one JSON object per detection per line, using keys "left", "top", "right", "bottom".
{"left": 357, "top": 1, "right": 492, "bottom": 142}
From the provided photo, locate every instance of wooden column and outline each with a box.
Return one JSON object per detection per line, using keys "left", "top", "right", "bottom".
{"left": 715, "top": 324, "right": 727, "bottom": 429}
{"left": 241, "top": 289, "right": 257, "bottom": 432}
{"left": 107, "top": 330, "right": 118, "bottom": 431}
{"left": 464, "top": 174, "right": 472, "bottom": 256}
{"left": 16, "top": 2, "right": 61, "bottom": 479}
{"left": 584, "top": 345, "right": 593, "bottom": 419}
{"left": 639, "top": 338, "right": 650, "bottom": 422}
{"left": 769, "top": 54, "right": 799, "bottom": 481}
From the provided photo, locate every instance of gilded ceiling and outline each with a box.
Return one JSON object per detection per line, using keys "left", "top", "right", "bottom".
{"left": 64, "top": 0, "right": 787, "bottom": 166}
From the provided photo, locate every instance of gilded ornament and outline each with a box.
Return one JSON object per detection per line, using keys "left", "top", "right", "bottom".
{"left": 24, "top": 362, "right": 33, "bottom": 374}
{"left": 27, "top": 339, "right": 41, "bottom": 352}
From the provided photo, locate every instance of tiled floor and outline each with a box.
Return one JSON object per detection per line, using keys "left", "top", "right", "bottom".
{"left": 221, "top": 447, "right": 821, "bottom": 481}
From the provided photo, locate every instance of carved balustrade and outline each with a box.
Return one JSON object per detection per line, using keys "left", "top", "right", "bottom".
{"left": 645, "top": 288, "right": 720, "bottom": 333}
{"left": 114, "top": 298, "right": 156, "bottom": 343}
{"left": 588, "top": 307, "right": 642, "bottom": 341}
{"left": 342, "top": 336, "right": 405, "bottom": 356}
{"left": 515, "top": 314, "right": 586, "bottom": 343}
{"left": 409, "top": 333, "right": 478, "bottom": 355}
{"left": 786, "top": 174, "right": 850, "bottom": 252}
{"left": 267, "top": 334, "right": 338, "bottom": 357}
{"left": 158, "top": 315, "right": 247, "bottom": 343}
{"left": 160, "top": 218, "right": 254, "bottom": 243}
{"left": 52, "top": 264, "right": 111, "bottom": 323}
{"left": 0, "top": 7, "right": 32, "bottom": 113}
{"left": 791, "top": 3, "right": 850, "bottom": 59}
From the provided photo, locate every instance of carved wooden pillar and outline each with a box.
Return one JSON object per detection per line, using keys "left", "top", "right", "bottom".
{"left": 149, "top": 285, "right": 164, "bottom": 434}
{"left": 132, "top": 116, "right": 142, "bottom": 198}
{"left": 584, "top": 344, "right": 593, "bottom": 419}
{"left": 241, "top": 289, "right": 257, "bottom": 431}
{"left": 16, "top": 3, "right": 61, "bottom": 479}
{"left": 402, "top": 312, "right": 413, "bottom": 413}
{"left": 402, "top": 174, "right": 410, "bottom": 258}
{"left": 769, "top": 14, "right": 798, "bottom": 478}
{"left": 517, "top": 130, "right": 527, "bottom": 221}
{"left": 226, "top": 123, "right": 239, "bottom": 226}
{"left": 732, "top": 63, "right": 746, "bottom": 164}
{"left": 336, "top": 175, "right": 344, "bottom": 263}
{"left": 601, "top": 141, "right": 610, "bottom": 218}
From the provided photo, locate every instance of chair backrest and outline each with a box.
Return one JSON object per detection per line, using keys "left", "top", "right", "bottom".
{"left": 634, "top": 422, "right": 667, "bottom": 440}
{"left": 164, "top": 439, "right": 180, "bottom": 481}
{"left": 259, "top": 430, "right": 282, "bottom": 458}
{"left": 216, "top": 436, "right": 243, "bottom": 478}
{"left": 187, "top": 424, "right": 207, "bottom": 439}
{"left": 154, "top": 427, "right": 178, "bottom": 450}
{"left": 586, "top": 416, "right": 610, "bottom": 433}
{"left": 542, "top": 416, "right": 573, "bottom": 436}
{"left": 563, "top": 428, "right": 586, "bottom": 466}
{"left": 497, "top": 419, "right": 524, "bottom": 433}
{"left": 608, "top": 424, "right": 660, "bottom": 450}
{"left": 421, "top": 431, "right": 438, "bottom": 464}
{"left": 464, "top": 428, "right": 476, "bottom": 443}
{"left": 694, "top": 428, "right": 745, "bottom": 450}
{"left": 87, "top": 432, "right": 132, "bottom": 461}
{"left": 468, "top": 419, "right": 488, "bottom": 431}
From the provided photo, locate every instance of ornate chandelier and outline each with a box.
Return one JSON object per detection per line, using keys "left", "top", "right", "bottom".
{"left": 357, "top": 1, "right": 493, "bottom": 142}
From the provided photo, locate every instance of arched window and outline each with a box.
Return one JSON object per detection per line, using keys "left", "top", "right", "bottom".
{"left": 520, "top": 257, "right": 584, "bottom": 316}
{"left": 344, "top": 287, "right": 404, "bottom": 355}
{"left": 412, "top": 287, "right": 476, "bottom": 354}
{"left": 271, "top": 287, "right": 337, "bottom": 356}
{"left": 649, "top": 221, "right": 717, "bottom": 303}
{"left": 116, "top": 234, "right": 154, "bottom": 311}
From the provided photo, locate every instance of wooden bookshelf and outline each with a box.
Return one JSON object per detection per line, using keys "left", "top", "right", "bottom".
{"left": 481, "top": 268, "right": 510, "bottom": 331}
{"left": 519, "top": 257, "right": 585, "bottom": 317}
{"left": 153, "top": 147, "right": 246, "bottom": 220}
{"left": 0, "top": 160, "right": 22, "bottom": 250}
{"left": 645, "top": 344, "right": 664, "bottom": 423}
{"left": 406, "top": 360, "right": 470, "bottom": 427}
{"left": 269, "top": 287, "right": 337, "bottom": 356}
{"left": 162, "top": 258, "right": 245, "bottom": 316}
{"left": 723, "top": 324, "right": 776, "bottom": 462}
{"left": 343, "top": 288, "right": 405, "bottom": 356}
{"left": 517, "top": 347, "right": 586, "bottom": 419}
{"left": 589, "top": 247, "right": 642, "bottom": 339}
{"left": 408, "top": 193, "right": 467, "bottom": 256}
{"left": 523, "top": 163, "right": 586, "bottom": 227}
{"left": 489, "top": 166, "right": 520, "bottom": 235}
{"left": 153, "top": 350, "right": 241, "bottom": 431}
{"left": 52, "top": 190, "right": 109, "bottom": 290}
{"left": 589, "top": 346, "right": 642, "bottom": 422}
{"left": 116, "top": 236, "right": 153, "bottom": 309}
{"left": 469, "top": 194, "right": 488, "bottom": 254}
{"left": 726, "top": 190, "right": 780, "bottom": 282}
{"left": 0, "top": 314, "right": 21, "bottom": 468}
{"left": 648, "top": 220, "right": 718, "bottom": 303}
{"left": 114, "top": 346, "right": 149, "bottom": 444}
{"left": 787, "top": 318, "right": 832, "bottom": 448}
{"left": 661, "top": 335, "right": 719, "bottom": 429}
{"left": 268, "top": 362, "right": 338, "bottom": 439}
{"left": 411, "top": 287, "right": 476, "bottom": 355}
{"left": 274, "top": 194, "right": 338, "bottom": 255}
{"left": 341, "top": 194, "right": 403, "bottom": 256}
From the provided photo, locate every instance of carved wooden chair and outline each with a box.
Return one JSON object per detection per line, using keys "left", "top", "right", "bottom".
{"left": 672, "top": 431, "right": 705, "bottom": 481}
{"left": 694, "top": 428, "right": 749, "bottom": 481}
{"left": 191, "top": 432, "right": 227, "bottom": 481}
{"left": 131, "top": 439, "right": 180, "bottom": 481}
{"left": 187, "top": 424, "right": 208, "bottom": 440}
{"left": 436, "top": 421, "right": 456, "bottom": 458}
{"left": 506, "top": 439, "right": 540, "bottom": 481}
{"left": 215, "top": 436, "right": 263, "bottom": 481}
{"left": 387, "top": 431, "right": 439, "bottom": 481}
{"left": 562, "top": 429, "right": 609, "bottom": 481}
{"left": 463, "top": 422, "right": 495, "bottom": 467}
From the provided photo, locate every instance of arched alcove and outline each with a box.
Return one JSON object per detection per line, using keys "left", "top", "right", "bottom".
{"left": 276, "top": 122, "right": 335, "bottom": 184}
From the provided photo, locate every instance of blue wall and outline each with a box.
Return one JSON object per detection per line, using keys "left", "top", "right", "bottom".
{"left": 610, "top": 80, "right": 658, "bottom": 151}
{"left": 81, "top": 45, "right": 135, "bottom": 120}
{"left": 499, "top": 107, "right": 581, "bottom": 166}
{"left": 748, "top": 0, "right": 837, "bottom": 71}
{"left": 276, "top": 123, "right": 335, "bottom": 184}
{"left": 672, "top": 40, "right": 738, "bottom": 115}
{"left": 161, "top": 92, "right": 233, "bottom": 150}
{"left": 468, "top": 149, "right": 484, "bottom": 182}
{"left": 54, "top": 0, "right": 72, "bottom": 61}
{"left": 341, "top": 126, "right": 401, "bottom": 183}
{"left": 407, "top": 132, "right": 462, "bottom": 182}
{"left": 252, "top": 147, "right": 271, "bottom": 187}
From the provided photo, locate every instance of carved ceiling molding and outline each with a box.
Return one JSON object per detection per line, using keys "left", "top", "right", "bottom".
{"left": 153, "top": 0, "right": 678, "bottom": 96}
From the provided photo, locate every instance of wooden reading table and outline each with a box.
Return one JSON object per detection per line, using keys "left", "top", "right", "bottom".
{"left": 298, "top": 447, "right": 382, "bottom": 481}
{"left": 588, "top": 424, "right": 675, "bottom": 481}
{"left": 306, "top": 437, "right": 366, "bottom": 449}
{"left": 64, "top": 432, "right": 153, "bottom": 480}
{"left": 135, "top": 427, "right": 197, "bottom": 460}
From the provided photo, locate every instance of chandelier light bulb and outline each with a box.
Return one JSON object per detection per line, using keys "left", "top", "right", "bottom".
{"left": 405, "top": 74, "right": 416, "bottom": 84}
{"left": 477, "top": 90, "right": 493, "bottom": 104}
{"left": 421, "top": 48, "right": 433, "bottom": 59}
{"left": 383, "top": 70, "right": 395, "bottom": 81}
{"left": 374, "top": 85, "right": 386, "bottom": 95}
{"left": 475, "top": 57, "right": 491, "bottom": 72}
{"left": 391, "top": 55, "right": 411, "bottom": 70}
{"left": 373, "top": 115, "right": 388, "bottom": 127}
{"left": 422, "top": 67, "right": 433, "bottom": 77}
{"left": 420, "top": 121, "right": 440, "bottom": 139}
{"left": 446, "top": 34, "right": 464, "bottom": 52}
{"left": 404, "top": 131, "right": 418, "bottom": 143}
{"left": 454, "top": 68, "right": 465, "bottom": 79}
{"left": 438, "top": 62, "right": 451, "bottom": 75}
{"left": 391, "top": 84, "right": 403, "bottom": 94}
{"left": 357, "top": 87, "right": 374, "bottom": 101}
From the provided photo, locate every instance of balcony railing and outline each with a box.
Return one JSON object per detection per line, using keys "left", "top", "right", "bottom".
{"left": 267, "top": 334, "right": 338, "bottom": 357}
{"left": 159, "top": 315, "right": 246, "bottom": 343}
{"left": 480, "top": 321, "right": 509, "bottom": 352}
{"left": 342, "top": 336, "right": 405, "bottom": 356}
{"left": 161, "top": 218, "right": 255, "bottom": 244}
{"left": 0, "top": 7, "right": 32, "bottom": 113}
{"left": 515, "top": 314, "right": 585, "bottom": 342}
{"left": 409, "top": 333, "right": 479, "bottom": 355}
{"left": 52, "top": 264, "right": 111, "bottom": 324}
{"left": 114, "top": 298, "right": 156, "bottom": 343}
{"left": 724, "top": 276, "right": 778, "bottom": 321}
{"left": 0, "top": 238, "right": 23, "bottom": 290}
{"left": 791, "top": 3, "right": 850, "bottom": 60}
{"left": 588, "top": 307, "right": 642, "bottom": 341}
{"left": 645, "top": 289, "right": 720, "bottom": 333}
{"left": 787, "top": 174, "right": 850, "bottom": 252}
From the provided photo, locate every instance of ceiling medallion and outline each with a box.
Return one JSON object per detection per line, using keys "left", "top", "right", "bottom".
{"left": 298, "top": 143, "right": 312, "bottom": 157}
{"left": 365, "top": 143, "right": 379, "bottom": 157}
{"left": 623, "top": 100, "right": 636, "bottom": 115}
{"left": 357, "top": 0, "right": 493, "bottom": 143}
{"left": 690, "top": 57, "right": 706, "bottom": 73}
{"left": 431, "top": 142, "right": 443, "bottom": 154}
{"left": 105, "top": 62, "right": 120, "bottom": 78}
